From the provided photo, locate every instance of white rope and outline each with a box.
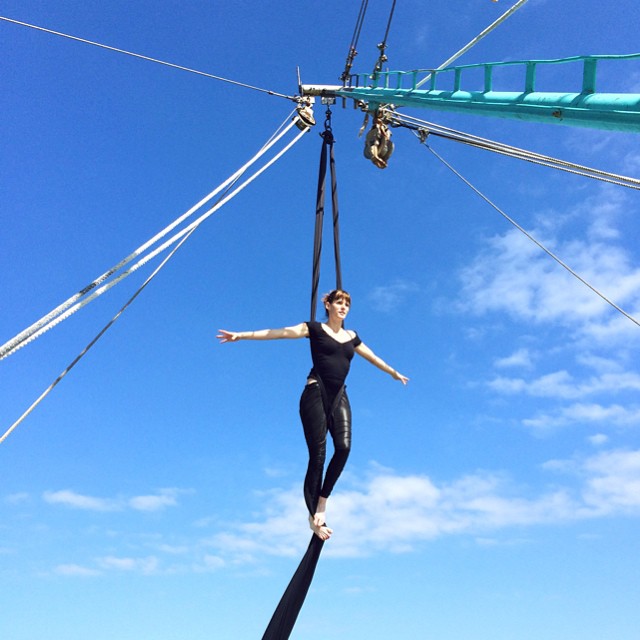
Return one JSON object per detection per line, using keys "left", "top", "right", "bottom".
{"left": 415, "top": 0, "right": 529, "bottom": 89}
{"left": 0, "top": 123, "right": 311, "bottom": 444}
{"left": 0, "top": 113, "right": 299, "bottom": 360}
{"left": 5, "top": 124, "right": 310, "bottom": 356}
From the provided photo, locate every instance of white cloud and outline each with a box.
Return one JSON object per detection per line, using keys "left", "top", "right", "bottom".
{"left": 98, "top": 555, "right": 160, "bottom": 574}
{"left": 54, "top": 563, "right": 101, "bottom": 577}
{"left": 202, "top": 452, "right": 640, "bottom": 561}
{"left": 494, "top": 348, "right": 533, "bottom": 369}
{"left": 523, "top": 403, "right": 640, "bottom": 431}
{"left": 128, "top": 488, "right": 182, "bottom": 512}
{"left": 622, "top": 151, "right": 640, "bottom": 174}
{"left": 263, "top": 466, "right": 291, "bottom": 478}
{"left": 51, "top": 542, "right": 218, "bottom": 578}
{"left": 368, "top": 279, "right": 420, "bottom": 313}
{"left": 581, "top": 449, "right": 640, "bottom": 514}
{"left": 488, "top": 369, "right": 640, "bottom": 399}
{"left": 564, "top": 130, "right": 614, "bottom": 157}
{"left": 576, "top": 353, "right": 623, "bottom": 374}
{"left": 583, "top": 187, "right": 626, "bottom": 241}
{"left": 42, "top": 488, "right": 184, "bottom": 512}
{"left": 43, "top": 490, "right": 119, "bottom": 512}
{"left": 39, "top": 452, "right": 640, "bottom": 574}
{"left": 461, "top": 227, "right": 640, "bottom": 333}
{"left": 155, "top": 543, "right": 189, "bottom": 555}
{"left": 4, "top": 492, "right": 30, "bottom": 505}
{"left": 204, "top": 487, "right": 310, "bottom": 562}
{"left": 580, "top": 307, "right": 640, "bottom": 344}
{"left": 458, "top": 187, "right": 640, "bottom": 344}
{"left": 194, "top": 554, "right": 225, "bottom": 573}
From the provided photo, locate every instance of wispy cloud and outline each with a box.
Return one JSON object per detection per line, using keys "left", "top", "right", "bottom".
{"left": 627, "top": 73, "right": 640, "bottom": 95}
{"left": 4, "top": 492, "right": 30, "bottom": 505}
{"left": 540, "top": 447, "right": 640, "bottom": 513}
{"left": 43, "top": 490, "right": 120, "bottom": 512}
{"left": 98, "top": 555, "right": 160, "bottom": 574}
{"left": 580, "top": 449, "right": 640, "bottom": 515}
{"left": 587, "top": 433, "right": 609, "bottom": 446}
{"left": 494, "top": 348, "right": 534, "bottom": 369}
{"left": 53, "top": 546, "right": 224, "bottom": 578}
{"left": 194, "top": 554, "right": 226, "bottom": 572}
{"left": 128, "top": 489, "right": 184, "bottom": 512}
{"left": 576, "top": 353, "right": 624, "bottom": 374}
{"left": 458, "top": 186, "right": 640, "bottom": 344}
{"left": 488, "top": 363, "right": 640, "bottom": 432}
{"left": 54, "top": 563, "right": 101, "bottom": 577}
{"left": 488, "top": 369, "right": 640, "bottom": 399}
{"left": 368, "top": 279, "right": 420, "bottom": 313}
{"left": 42, "top": 488, "right": 184, "bottom": 512}
{"left": 523, "top": 402, "right": 640, "bottom": 431}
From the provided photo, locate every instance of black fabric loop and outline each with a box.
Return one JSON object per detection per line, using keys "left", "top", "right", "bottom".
{"left": 310, "top": 118, "right": 342, "bottom": 322}
{"left": 329, "top": 139, "right": 343, "bottom": 293}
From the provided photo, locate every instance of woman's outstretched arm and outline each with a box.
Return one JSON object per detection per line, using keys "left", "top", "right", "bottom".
{"left": 355, "top": 342, "right": 409, "bottom": 385}
{"left": 217, "top": 323, "right": 309, "bottom": 343}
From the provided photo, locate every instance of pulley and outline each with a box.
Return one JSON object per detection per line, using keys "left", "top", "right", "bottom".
{"left": 295, "top": 101, "right": 316, "bottom": 130}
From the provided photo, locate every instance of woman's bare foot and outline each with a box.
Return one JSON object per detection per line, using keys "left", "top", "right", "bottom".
{"left": 309, "top": 516, "right": 333, "bottom": 541}
{"left": 313, "top": 497, "right": 328, "bottom": 528}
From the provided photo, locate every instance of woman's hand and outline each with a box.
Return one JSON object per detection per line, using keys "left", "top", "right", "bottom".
{"left": 355, "top": 342, "right": 409, "bottom": 385}
{"left": 393, "top": 371, "right": 410, "bottom": 385}
{"left": 217, "top": 329, "right": 239, "bottom": 343}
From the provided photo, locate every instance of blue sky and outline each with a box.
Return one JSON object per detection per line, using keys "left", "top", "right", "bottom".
{"left": 2, "top": 1, "right": 640, "bottom": 639}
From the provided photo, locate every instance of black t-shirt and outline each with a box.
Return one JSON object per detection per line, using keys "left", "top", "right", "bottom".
{"left": 306, "top": 321, "right": 362, "bottom": 401}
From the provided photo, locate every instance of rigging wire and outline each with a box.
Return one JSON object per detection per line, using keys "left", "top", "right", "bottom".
{"left": 380, "top": 0, "right": 397, "bottom": 49}
{"left": 0, "top": 112, "right": 300, "bottom": 361}
{"left": 340, "top": 0, "right": 370, "bottom": 84}
{"left": 418, "top": 135, "right": 640, "bottom": 331}
{"left": 414, "top": 0, "right": 529, "bottom": 89}
{"left": 372, "top": 0, "right": 398, "bottom": 75}
{"left": 0, "top": 120, "right": 312, "bottom": 444}
{"left": 389, "top": 111, "right": 640, "bottom": 191}
{"left": 0, "top": 16, "right": 296, "bottom": 101}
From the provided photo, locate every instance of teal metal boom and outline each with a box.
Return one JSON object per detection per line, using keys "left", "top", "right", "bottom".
{"left": 303, "top": 54, "right": 640, "bottom": 133}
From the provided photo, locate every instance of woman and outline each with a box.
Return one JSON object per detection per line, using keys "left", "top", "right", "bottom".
{"left": 217, "top": 289, "right": 408, "bottom": 540}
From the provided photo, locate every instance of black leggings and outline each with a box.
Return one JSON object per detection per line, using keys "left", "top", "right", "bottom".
{"left": 299, "top": 381, "right": 352, "bottom": 517}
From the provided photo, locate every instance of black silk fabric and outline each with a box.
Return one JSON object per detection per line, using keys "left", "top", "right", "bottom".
{"left": 261, "top": 534, "right": 324, "bottom": 640}
{"left": 262, "top": 119, "right": 347, "bottom": 640}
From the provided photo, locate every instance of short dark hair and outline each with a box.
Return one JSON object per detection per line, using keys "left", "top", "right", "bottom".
{"left": 322, "top": 289, "right": 351, "bottom": 307}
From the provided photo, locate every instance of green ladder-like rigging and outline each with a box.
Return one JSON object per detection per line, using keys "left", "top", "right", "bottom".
{"left": 302, "top": 53, "right": 640, "bottom": 133}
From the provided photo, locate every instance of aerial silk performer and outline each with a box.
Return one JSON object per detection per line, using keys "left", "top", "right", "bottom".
{"left": 217, "top": 288, "right": 408, "bottom": 637}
